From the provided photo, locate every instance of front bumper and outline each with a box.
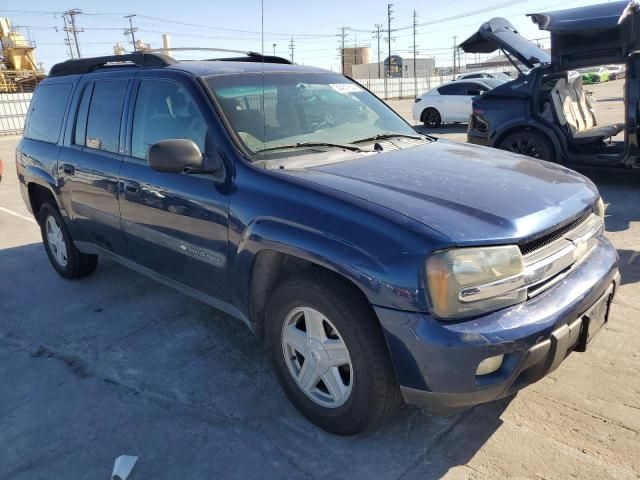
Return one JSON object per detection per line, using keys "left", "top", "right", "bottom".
{"left": 375, "top": 238, "right": 619, "bottom": 415}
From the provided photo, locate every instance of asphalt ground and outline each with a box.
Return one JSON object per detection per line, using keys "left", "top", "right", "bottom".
{"left": 0, "top": 77, "right": 639, "bottom": 479}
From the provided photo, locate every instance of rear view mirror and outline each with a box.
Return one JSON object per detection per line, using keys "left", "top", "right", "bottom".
{"left": 147, "top": 139, "right": 203, "bottom": 173}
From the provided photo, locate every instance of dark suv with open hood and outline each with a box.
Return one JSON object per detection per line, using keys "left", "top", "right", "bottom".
{"left": 17, "top": 49, "right": 619, "bottom": 435}
{"left": 463, "top": 1, "right": 639, "bottom": 168}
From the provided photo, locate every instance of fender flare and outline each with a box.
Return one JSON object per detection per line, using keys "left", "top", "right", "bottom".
{"left": 231, "top": 217, "right": 391, "bottom": 320}
{"left": 23, "top": 164, "right": 63, "bottom": 213}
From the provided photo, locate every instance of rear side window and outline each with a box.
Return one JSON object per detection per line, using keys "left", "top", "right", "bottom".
{"left": 24, "top": 83, "right": 72, "bottom": 144}
{"left": 84, "top": 80, "right": 128, "bottom": 153}
{"left": 437, "top": 83, "right": 465, "bottom": 96}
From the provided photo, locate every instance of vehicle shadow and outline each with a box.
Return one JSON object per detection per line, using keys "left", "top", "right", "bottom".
{"left": 616, "top": 249, "right": 640, "bottom": 286}
{"left": 576, "top": 169, "right": 640, "bottom": 287}
{"left": 0, "top": 241, "right": 513, "bottom": 479}
{"left": 573, "top": 168, "right": 640, "bottom": 233}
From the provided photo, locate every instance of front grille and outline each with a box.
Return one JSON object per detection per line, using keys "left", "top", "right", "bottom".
{"left": 519, "top": 213, "right": 590, "bottom": 256}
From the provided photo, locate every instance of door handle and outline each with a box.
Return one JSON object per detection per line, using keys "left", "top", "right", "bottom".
{"left": 62, "top": 163, "right": 75, "bottom": 175}
{"left": 123, "top": 180, "right": 141, "bottom": 194}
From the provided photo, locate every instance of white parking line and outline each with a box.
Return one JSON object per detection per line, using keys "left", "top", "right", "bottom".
{"left": 0, "top": 206, "right": 36, "bottom": 223}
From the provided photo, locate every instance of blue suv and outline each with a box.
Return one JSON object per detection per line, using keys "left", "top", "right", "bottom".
{"left": 17, "top": 50, "right": 620, "bottom": 435}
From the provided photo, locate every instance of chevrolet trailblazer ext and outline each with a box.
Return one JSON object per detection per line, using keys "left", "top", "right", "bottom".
{"left": 17, "top": 49, "right": 619, "bottom": 435}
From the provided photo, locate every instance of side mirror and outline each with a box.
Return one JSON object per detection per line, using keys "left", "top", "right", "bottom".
{"left": 147, "top": 139, "right": 203, "bottom": 173}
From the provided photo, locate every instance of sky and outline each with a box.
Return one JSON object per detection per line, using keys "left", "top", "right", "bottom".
{"left": 5, "top": 0, "right": 607, "bottom": 72}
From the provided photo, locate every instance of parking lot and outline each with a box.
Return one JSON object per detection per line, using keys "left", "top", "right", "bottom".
{"left": 1, "top": 79, "right": 639, "bottom": 479}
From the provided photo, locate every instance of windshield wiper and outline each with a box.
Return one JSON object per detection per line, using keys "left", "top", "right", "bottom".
{"left": 351, "top": 133, "right": 424, "bottom": 144}
{"left": 254, "top": 141, "right": 370, "bottom": 154}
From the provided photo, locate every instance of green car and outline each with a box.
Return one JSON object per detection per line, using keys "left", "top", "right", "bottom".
{"left": 581, "top": 72, "right": 600, "bottom": 84}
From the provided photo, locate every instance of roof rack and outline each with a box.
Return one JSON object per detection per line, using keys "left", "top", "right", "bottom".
{"left": 145, "top": 47, "right": 293, "bottom": 64}
{"left": 49, "top": 52, "right": 176, "bottom": 77}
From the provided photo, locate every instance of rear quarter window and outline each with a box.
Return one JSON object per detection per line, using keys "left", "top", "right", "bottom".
{"left": 24, "top": 83, "right": 72, "bottom": 144}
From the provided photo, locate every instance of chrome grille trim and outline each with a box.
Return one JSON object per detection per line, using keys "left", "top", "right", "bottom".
{"left": 523, "top": 214, "right": 603, "bottom": 298}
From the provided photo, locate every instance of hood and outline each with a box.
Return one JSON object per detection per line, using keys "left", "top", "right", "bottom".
{"left": 277, "top": 141, "right": 598, "bottom": 246}
{"left": 528, "top": 1, "right": 640, "bottom": 68}
{"left": 459, "top": 18, "right": 551, "bottom": 70}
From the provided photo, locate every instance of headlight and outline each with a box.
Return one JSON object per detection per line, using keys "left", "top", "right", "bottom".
{"left": 426, "top": 245, "right": 526, "bottom": 320}
{"left": 594, "top": 196, "right": 605, "bottom": 220}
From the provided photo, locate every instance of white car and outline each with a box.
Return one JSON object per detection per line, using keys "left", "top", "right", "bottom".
{"left": 412, "top": 79, "right": 507, "bottom": 127}
{"left": 457, "top": 71, "right": 512, "bottom": 81}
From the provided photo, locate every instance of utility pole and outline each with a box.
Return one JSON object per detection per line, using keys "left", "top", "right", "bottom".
{"left": 60, "top": 14, "right": 74, "bottom": 59}
{"left": 373, "top": 24, "right": 383, "bottom": 79}
{"left": 124, "top": 15, "right": 138, "bottom": 52}
{"left": 386, "top": 3, "right": 394, "bottom": 99}
{"left": 272, "top": 43, "right": 277, "bottom": 56}
{"left": 339, "top": 27, "right": 348, "bottom": 75}
{"left": 412, "top": 10, "right": 418, "bottom": 97}
{"left": 452, "top": 36, "right": 457, "bottom": 80}
{"left": 64, "top": 9, "right": 83, "bottom": 58}
{"left": 289, "top": 37, "right": 295, "bottom": 63}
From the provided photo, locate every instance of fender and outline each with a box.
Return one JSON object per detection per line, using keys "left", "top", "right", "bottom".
{"left": 231, "top": 216, "right": 427, "bottom": 320}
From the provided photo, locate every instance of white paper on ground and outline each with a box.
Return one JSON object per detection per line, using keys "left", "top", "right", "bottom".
{"left": 111, "top": 455, "right": 138, "bottom": 480}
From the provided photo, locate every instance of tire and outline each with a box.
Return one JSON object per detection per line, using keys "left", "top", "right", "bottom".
{"left": 265, "top": 271, "right": 401, "bottom": 435}
{"left": 422, "top": 108, "right": 442, "bottom": 128}
{"left": 498, "top": 130, "right": 555, "bottom": 162}
{"left": 39, "top": 202, "right": 98, "bottom": 279}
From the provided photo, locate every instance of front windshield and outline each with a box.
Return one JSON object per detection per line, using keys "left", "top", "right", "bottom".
{"left": 205, "top": 72, "right": 418, "bottom": 159}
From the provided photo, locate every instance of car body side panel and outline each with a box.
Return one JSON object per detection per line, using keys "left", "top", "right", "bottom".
{"left": 227, "top": 163, "right": 454, "bottom": 317}
{"left": 117, "top": 72, "right": 233, "bottom": 302}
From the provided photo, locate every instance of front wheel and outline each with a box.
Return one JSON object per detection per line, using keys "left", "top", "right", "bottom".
{"left": 498, "top": 130, "right": 555, "bottom": 162}
{"left": 265, "top": 272, "right": 400, "bottom": 435}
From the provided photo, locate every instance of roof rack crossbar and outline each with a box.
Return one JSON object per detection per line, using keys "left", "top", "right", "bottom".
{"left": 144, "top": 47, "right": 293, "bottom": 64}
{"left": 49, "top": 52, "right": 176, "bottom": 77}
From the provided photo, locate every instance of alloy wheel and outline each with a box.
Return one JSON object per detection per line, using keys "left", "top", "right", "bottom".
{"left": 45, "top": 215, "right": 68, "bottom": 267}
{"left": 505, "top": 135, "right": 545, "bottom": 159}
{"left": 281, "top": 306, "right": 353, "bottom": 408}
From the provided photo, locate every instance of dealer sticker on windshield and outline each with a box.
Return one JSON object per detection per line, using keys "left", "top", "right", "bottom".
{"left": 330, "top": 83, "right": 363, "bottom": 94}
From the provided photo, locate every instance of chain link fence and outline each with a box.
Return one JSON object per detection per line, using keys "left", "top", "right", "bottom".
{"left": 356, "top": 76, "right": 451, "bottom": 100}
{"left": 0, "top": 93, "right": 32, "bottom": 136}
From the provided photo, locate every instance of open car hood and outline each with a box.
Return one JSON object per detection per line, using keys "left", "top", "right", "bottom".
{"left": 459, "top": 17, "right": 551, "bottom": 70}
{"left": 462, "top": 2, "right": 640, "bottom": 70}
{"left": 528, "top": 1, "right": 640, "bottom": 68}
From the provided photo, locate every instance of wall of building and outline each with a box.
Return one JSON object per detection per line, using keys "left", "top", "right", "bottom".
{"left": 341, "top": 46, "right": 371, "bottom": 77}
{"left": 350, "top": 57, "right": 435, "bottom": 79}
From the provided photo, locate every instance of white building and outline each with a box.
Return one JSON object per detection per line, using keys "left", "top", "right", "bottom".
{"left": 351, "top": 56, "right": 435, "bottom": 79}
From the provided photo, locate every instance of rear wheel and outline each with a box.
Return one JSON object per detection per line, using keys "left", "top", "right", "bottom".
{"left": 39, "top": 202, "right": 98, "bottom": 279}
{"left": 422, "top": 108, "right": 442, "bottom": 128}
{"left": 265, "top": 271, "right": 400, "bottom": 435}
{"left": 498, "top": 130, "right": 555, "bottom": 162}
